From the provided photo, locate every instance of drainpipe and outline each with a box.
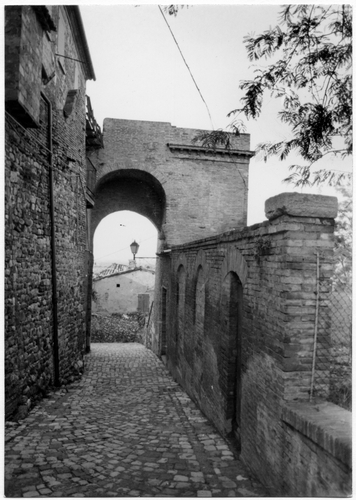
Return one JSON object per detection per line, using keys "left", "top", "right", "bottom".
{"left": 41, "top": 92, "right": 60, "bottom": 387}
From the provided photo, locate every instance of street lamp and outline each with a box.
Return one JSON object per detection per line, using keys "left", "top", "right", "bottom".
{"left": 130, "top": 240, "right": 139, "bottom": 261}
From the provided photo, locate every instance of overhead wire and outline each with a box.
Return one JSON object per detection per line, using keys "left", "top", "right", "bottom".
{"left": 158, "top": 5, "right": 215, "bottom": 130}
{"left": 96, "top": 233, "right": 158, "bottom": 260}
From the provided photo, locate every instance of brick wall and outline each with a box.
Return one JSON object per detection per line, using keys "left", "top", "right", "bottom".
{"left": 281, "top": 402, "right": 351, "bottom": 496}
{"left": 5, "top": 6, "right": 91, "bottom": 419}
{"left": 154, "top": 192, "right": 350, "bottom": 496}
{"left": 88, "top": 118, "right": 252, "bottom": 249}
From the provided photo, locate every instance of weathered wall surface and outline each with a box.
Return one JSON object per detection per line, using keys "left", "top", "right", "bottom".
{"left": 88, "top": 118, "right": 252, "bottom": 248}
{"left": 281, "top": 402, "right": 351, "bottom": 496}
{"left": 157, "top": 192, "right": 350, "bottom": 496}
{"left": 92, "top": 269, "right": 155, "bottom": 315}
{"left": 5, "top": 7, "right": 43, "bottom": 127}
{"left": 5, "top": 6, "right": 92, "bottom": 419}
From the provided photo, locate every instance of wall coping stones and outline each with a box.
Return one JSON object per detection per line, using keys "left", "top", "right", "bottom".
{"left": 265, "top": 192, "right": 338, "bottom": 221}
{"left": 282, "top": 402, "right": 352, "bottom": 468}
{"left": 169, "top": 223, "right": 268, "bottom": 252}
{"left": 167, "top": 143, "right": 255, "bottom": 158}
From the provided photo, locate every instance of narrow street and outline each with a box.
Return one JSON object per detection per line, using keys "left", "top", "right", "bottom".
{"left": 5, "top": 343, "right": 268, "bottom": 497}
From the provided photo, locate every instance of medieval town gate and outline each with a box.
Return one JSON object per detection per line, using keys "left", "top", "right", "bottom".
{"left": 87, "top": 117, "right": 252, "bottom": 352}
{"left": 88, "top": 118, "right": 252, "bottom": 248}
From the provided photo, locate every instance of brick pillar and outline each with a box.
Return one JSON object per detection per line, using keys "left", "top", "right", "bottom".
{"left": 265, "top": 192, "right": 338, "bottom": 401}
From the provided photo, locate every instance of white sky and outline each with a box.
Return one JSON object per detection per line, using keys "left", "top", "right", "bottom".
{"left": 80, "top": 3, "right": 352, "bottom": 264}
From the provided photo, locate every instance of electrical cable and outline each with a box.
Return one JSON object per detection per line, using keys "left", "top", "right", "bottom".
{"left": 158, "top": 5, "right": 215, "bottom": 130}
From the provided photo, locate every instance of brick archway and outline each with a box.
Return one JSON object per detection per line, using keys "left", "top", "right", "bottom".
{"left": 91, "top": 168, "right": 166, "bottom": 243}
{"left": 86, "top": 168, "right": 166, "bottom": 353}
{"left": 88, "top": 118, "right": 252, "bottom": 248}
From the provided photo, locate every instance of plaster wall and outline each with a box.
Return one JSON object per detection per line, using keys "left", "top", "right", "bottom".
{"left": 92, "top": 269, "right": 155, "bottom": 315}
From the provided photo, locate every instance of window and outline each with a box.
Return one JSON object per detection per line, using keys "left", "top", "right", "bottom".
{"left": 57, "top": 8, "right": 66, "bottom": 74}
{"left": 74, "top": 63, "right": 79, "bottom": 90}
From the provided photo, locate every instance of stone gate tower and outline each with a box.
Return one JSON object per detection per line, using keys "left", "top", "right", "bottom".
{"left": 88, "top": 118, "right": 253, "bottom": 250}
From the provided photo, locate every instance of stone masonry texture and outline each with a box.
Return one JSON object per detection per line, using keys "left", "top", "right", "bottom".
{"left": 91, "top": 313, "right": 146, "bottom": 343}
{"left": 5, "top": 7, "right": 43, "bottom": 127}
{"left": 5, "top": 6, "right": 92, "bottom": 419}
{"left": 5, "top": 343, "right": 268, "bottom": 498}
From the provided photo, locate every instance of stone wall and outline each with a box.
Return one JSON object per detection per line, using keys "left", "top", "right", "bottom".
{"left": 91, "top": 313, "right": 145, "bottom": 343}
{"left": 5, "top": 6, "right": 92, "bottom": 419}
{"left": 5, "top": 6, "right": 43, "bottom": 127}
{"left": 155, "top": 192, "right": 351, "bottom": 496}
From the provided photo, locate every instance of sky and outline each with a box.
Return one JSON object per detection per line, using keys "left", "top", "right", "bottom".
{"left": 93, "top": 210, "right": 158, "bottom": 265}
{"left": 79, "top": 3, "right": 352, "bottom": 265}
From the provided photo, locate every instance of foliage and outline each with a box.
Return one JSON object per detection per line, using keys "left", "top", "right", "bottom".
{"left": 91, "top": 289, "right": 98, "bottom": 303}
{"left": 193, "top": 5, "right": 353, "bottom": 186}
{"left": 254, "top": 237, "right": 272, "bottom": 264}
{"left": 332, "top": 184, "right": 352, "bottom": 290}
{"left": 163, "top": 5, "right": 188, "bottom": 16}
{"left": 192, "top": 120, "right": 246, "bottom": 149}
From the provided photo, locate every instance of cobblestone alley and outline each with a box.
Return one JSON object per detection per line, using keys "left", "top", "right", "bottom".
{"left": 5, "top": 343, "right": 268, "bottom": 497}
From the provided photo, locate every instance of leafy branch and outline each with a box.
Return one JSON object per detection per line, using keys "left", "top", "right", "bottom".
{"left": 192, "top": 4, "right": 352, "bottom": 186}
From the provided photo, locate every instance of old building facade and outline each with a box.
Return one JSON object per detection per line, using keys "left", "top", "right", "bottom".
{"left": 92, "top": 267, "right": 155, "bottom": 315}
{"left": 5, "top": 5, "right": 101, "bottom": 419}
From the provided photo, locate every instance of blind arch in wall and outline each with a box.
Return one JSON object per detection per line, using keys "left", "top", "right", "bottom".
{"left": 221, "top": 270, "right": 243, "bottom": 445}
{"left": 176, "top": 264, "right": 186, "bottom": 351}
{"left": 195, "top": 265, "right": 205, "bottom": 344}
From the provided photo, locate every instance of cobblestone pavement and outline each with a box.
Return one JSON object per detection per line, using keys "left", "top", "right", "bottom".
{"left": 5, "top": 343, "right": 268, "bottom": 497}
